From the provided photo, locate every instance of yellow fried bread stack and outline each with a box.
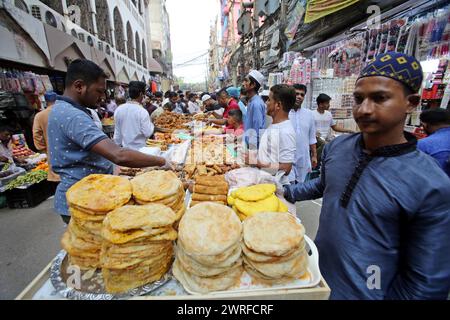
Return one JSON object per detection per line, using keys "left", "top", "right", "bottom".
{"left": 190, "top": 175, "right": 229, "bottom": 207}
{"left": 242, "top": 212, "right": 308, "bottom": 285}
{"left": 227, "top": 184, "right": 289, "bottom": 221}
{"left": 173, "top": 202, "right": 243, "bottom": 293}
{"left": 131, "top": 170, "right": 186, "bottom": 227}
{"left": 100, "top": 204, "right": 178, "bottom": 293}
{"left": 61, "top": 174, "right": 132, "bottom": 269}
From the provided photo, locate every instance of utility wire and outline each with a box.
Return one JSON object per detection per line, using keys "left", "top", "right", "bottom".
{"left": 173, "top": 51, "right": 209, "bottom": 67}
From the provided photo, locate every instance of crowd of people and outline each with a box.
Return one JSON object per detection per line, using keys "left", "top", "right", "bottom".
{"left": 21, "top": 51, "right": 450, "bottom": 300}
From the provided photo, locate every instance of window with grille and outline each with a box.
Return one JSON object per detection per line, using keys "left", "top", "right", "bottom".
{"left": 31, "top": 5, "right": 42, "bottom": 20}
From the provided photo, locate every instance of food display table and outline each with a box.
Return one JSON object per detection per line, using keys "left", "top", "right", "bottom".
{"left": 16, "top": 261, "right": 330, "bottom": 300}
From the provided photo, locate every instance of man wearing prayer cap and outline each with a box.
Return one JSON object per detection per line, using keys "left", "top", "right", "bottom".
{"left": 242, "top": 70, "right": 266, "bottom": 149}
{"left": 33, "top": 91, "right": 60, "bottom": 182}
{"left": 284, "top": 52, "right": 450, "bottom": 299}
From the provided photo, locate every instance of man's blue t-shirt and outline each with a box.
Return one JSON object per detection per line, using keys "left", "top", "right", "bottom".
{"left": 48, "top": 97, "right": 113, "bottom": 216}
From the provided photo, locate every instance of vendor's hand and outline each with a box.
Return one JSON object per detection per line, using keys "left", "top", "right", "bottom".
{"left": 244, "top": 150, "right": 258, "bottom": 166}
{"left": 161, "top": 158, "right": 176, "bottom": 171}
{"left": 283, "top": 185, "right": 296, "bottom": 204}
{"left": 0, "top": 156, "right": 9, "bottom": 163}
{"left": 311, "top": 156, "right": 318, "bottom": 169}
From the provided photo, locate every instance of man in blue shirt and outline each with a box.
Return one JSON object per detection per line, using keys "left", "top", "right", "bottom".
{"left": 284, "top": 52, "right": 450, "bottom": 299}
{"left": 242, "top": 70, "right": 266, "bottom": 149}
{"left": 48, "top": 59, "right": 170, "bottom": 224}
{"left": 417, "top": 108, "right": 450, "bottom": 177}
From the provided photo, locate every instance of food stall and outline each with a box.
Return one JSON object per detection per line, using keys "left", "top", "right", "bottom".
{"left": 0, "top": 133, "right": 53, "bottom": 208}
{"left": 15, "top": 111, "right": 330, "bottom": 300}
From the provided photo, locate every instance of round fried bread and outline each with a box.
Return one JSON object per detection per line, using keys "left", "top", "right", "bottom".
{"left": 66, "top": 174, "right": 132, "bottom": 212}
{"left": 242, "top": 240, "right": 306, "bottom": 263}
{"left": 69, "top": 219, "right": 103, "bottom": 244}
{"left": 243, "top": 212, "right": 304, "bottom": 256}
{"left": 107, "top": 204, "right": 177, "bottom": 232}
{"left": 131, "top": 171, "right": 182, "bottom": 202}
{"left": 178, "top": 202, "right": 242, "bottom": 256}
{"left": 177, "top": 240, "right": 241, "bottom": 267}
{"left": 102, "top": 221, "right": 173, "bottom": 244}
{"left": 69, "top": 255, "right": 101, "bottom": 270}
{"left": 172, "top": 258, "right": 243, "bottom": 294}
{"left": 103, "top": 259, "right": 171, "bottom": 293}
{"left": 243, "top": 249, "right": 308, "bottom": 279}
{"left": 243, "top": 263, "right": 308, "bottom": 285}
{"left": 101, "top": 247, "right": 172, "bottom": 269}
{"left": 176, "top": 244, "right": 242, "bottom": 277}
{"left": 61, "top": 231, "right": 100, "bottom": 258}
{"left": 69, "top": 207, "right": 106, "bottom": 222}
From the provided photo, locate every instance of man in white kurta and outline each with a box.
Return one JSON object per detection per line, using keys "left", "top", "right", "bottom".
{"left": 113, "top": 81, "right": 154, "bottom": 150}
{"left": 288, "top": 84, "right": 317, "bottom": 183}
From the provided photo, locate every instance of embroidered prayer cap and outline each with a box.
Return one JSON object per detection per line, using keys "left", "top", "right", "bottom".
{"left": 358, "top": 52, "right": 423, "bottom": 93}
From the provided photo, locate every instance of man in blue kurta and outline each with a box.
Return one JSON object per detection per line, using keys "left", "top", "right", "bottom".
{"left": 242, "top": 70, "right": 266, "bottom": 149}
{"left": 417, "top": 108, "right": 450, "bottom": 177}
{"left": 284, "top": 52, "right": 450, "bottom": 299}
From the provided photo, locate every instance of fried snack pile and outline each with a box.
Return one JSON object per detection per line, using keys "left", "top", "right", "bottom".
{"left": 190, "top": 175, "right": 229, "bottom": 207}
{"left": 242, "top": 212, "right": 308, "bottom": 285}
{"left": 227, "top": 184, "right": 288, "bottom": 221}
{"left": 62, "top": 175, "right": 132, "bottom": 269}
{"left": 101, "top": 204, "right": 177, "bottom": 293}
{"left": 131, "top": 170, "right": 186, "bottom": 228}
{"left": 173, "top": 203, "right": 243, "bottom": 293}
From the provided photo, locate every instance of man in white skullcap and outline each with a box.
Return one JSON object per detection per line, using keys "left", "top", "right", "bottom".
{"left": 242, "top": 70, "right": 266, "bottom": 149}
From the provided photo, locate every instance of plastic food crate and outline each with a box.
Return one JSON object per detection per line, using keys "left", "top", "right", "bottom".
{"left": 5, "top": 180, "right": 55, "bottom": 209}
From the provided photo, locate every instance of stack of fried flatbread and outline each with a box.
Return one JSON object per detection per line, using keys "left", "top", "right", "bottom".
{"left": 131, "top": 170, "right": 186, "bottom": 228}
{"left": 242, "top": 212, "right": 308, "bottom": 285}
{"left": 173, "top": 202, "right": 243, "bottom": 293}
{"left": 100, "top": 204, "right": 178, "bottom": 293}
{"left": 61, "top": 174, "right": 132, "bottom": 269}
{"left": 190, "top": 175, "right": 228, "bottom": 207}
{"left": 228, "top": 184, "right": 289, "bottom": 221}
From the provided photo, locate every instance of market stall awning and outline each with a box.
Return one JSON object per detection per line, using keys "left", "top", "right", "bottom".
{"left": 147, "top": 57, "right": 163, "bottom": 73}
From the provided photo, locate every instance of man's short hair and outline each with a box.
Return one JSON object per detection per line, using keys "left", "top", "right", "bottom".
{"left": 228, "top": 109, "right": 243, "bottom": 122}
{"left": 293, "top": 84, "right": 307, "bottom": 94}
{"left": 218, "top": 88, "right": 229, "bottom": 97}
{"left": 65, "top": 59, "right": 107, "bottom": 86}
{"left": 188, "top": 93, "right": 196, "bottom": 100}
{"left": 154, "top": 91, "right": 163, "bottom": 98}
{"left": 420, "top": 108, "right": 450, "bottom": 125}
{"left": 128, "top": 81, "right": 146, "bottom": 99}
{"left": 317, "top": 93, "right": 332, "bottom": 105}
{"left": 270, "top": 84, "right": 296, "bottom": 113}
{"left": 169, "top": 91, "right": 178, "bottom": 99}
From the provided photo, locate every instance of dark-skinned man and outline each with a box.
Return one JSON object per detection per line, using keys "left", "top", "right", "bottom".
{"left": 284, "top": 52, "right": 450, "bottom": 299}
{"left": 207, "top": 88, "right": 240, "bottom": 127}
{"left": 48, "top": 59, "right": 171, "bottom": 224}
{"left": 245, "top": 84, "right": 296, "bottom": 185}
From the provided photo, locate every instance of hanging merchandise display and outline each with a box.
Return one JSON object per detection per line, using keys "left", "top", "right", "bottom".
{"left": 268, "top": 73, "right": 284, "bottom": 88}
{"left": 287, "top": 57, "right": 312, "bottom": 85}
{"left": 285, "top": 0, "right": 306, "bottom": 47}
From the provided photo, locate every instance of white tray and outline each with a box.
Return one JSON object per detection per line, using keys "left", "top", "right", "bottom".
{"left": 181, "top": 235, "right": 321, "bottom": 295}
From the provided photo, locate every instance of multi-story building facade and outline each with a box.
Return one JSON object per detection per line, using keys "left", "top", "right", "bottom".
{"left": 208, "top": 18, "right": 220, "bottom": 91}
{"left": 0, "top": 0, "right": 167, "bottom": 89}
{"left": 149, "top": 0, "right": 173, "bottom": 91}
